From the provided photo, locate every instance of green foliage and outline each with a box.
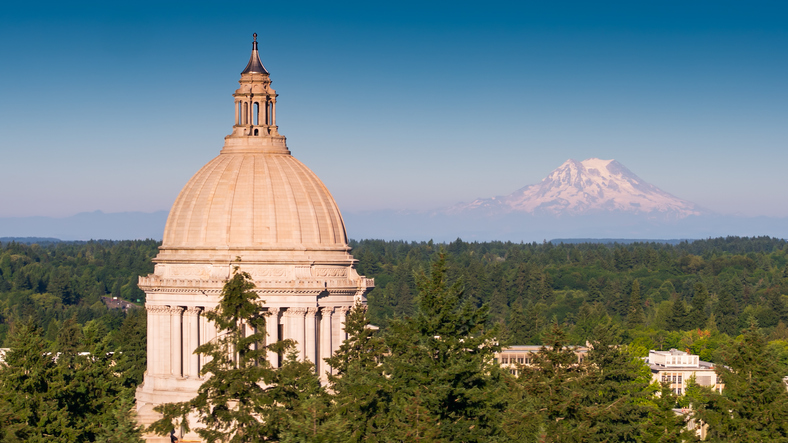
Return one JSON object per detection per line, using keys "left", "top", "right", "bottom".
{"left": 0, "top": 239, "right": 157, "bottom": 346}
{"left": 0, "top": 320, "right": 142, "bottom": 441}
{"left": 692, "top": 325, "right": 788, "bottom": 442}
{"left": 378, "top": 253, "right": 507, "bottom": 442}
{"left": 352, "top": 236, "right": 788, "bottom": 342}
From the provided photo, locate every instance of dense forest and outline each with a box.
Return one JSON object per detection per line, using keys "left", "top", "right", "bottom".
{"left": 1, "top": 236, "right": 788, "bottom": 441}
{"left": 354, "top": 236, "right": 788, "bottom": 365}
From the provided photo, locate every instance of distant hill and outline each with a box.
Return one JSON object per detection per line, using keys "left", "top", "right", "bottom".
{"left": 0, "top": 211, "right": 168, "bottom": 241}
{"left": 549, "top": 238, "right": 695, "bottom": 245}
{"left": 0, "top": 237, "right": 62, "bottom": 244}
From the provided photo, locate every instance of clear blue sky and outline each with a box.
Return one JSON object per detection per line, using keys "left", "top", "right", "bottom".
{"left": 1, "top": 1, "right": 786, "bottom": 217}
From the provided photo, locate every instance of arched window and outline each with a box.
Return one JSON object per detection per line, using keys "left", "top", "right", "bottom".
{"left": 253, "top": 102, "right": 259, "bottom": 125}
{"left": 243, "top": 102, "right": 248, "bottom": 125}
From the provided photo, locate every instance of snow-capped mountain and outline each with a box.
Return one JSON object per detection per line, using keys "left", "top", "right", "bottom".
{"left": 450, "top": 158, "right": 704, "bottom": 219}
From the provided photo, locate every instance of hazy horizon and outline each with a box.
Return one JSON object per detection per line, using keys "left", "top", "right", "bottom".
{"left": 2, "top": 1, "right": 787, "bottom": 218}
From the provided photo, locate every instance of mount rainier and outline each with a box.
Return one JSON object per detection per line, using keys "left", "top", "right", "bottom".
{"left": 449, "top": 158, "right": 704, "bottom": 219}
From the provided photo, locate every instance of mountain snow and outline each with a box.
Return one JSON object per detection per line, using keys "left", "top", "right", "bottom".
{"left": 451, "top": 158, "right": 704, "bottom": 218}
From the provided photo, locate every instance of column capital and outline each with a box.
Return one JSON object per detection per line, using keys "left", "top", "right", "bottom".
{"left": 147, "top": 305, "right": 170, "bottom": 314}
{"left": 305, "top": 307, "right": 318, "bottom": 317}
{"left": 321, "top": 306, "right": 335, "bottom": 315}
{"left": 169, "top": 306, "right": 185, "bottom": 315}
{"left": 184, "top": 307, "right": 203, "bottom": 315}
{"left": 287, "top": 307, "right": 307, "bottom": 316}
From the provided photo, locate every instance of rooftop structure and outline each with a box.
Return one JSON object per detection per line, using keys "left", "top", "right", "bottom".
{"left": 645, "top": 349, "right": 722, "bottom": 395}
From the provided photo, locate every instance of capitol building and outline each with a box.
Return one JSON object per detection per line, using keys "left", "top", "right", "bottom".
{"left": 135, "top": 35, "right": 373, "bottom": 442}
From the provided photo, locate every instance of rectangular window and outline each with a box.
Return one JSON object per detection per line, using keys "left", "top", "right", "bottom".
{"left": 678, "top": 375, "right": 683, "bottom": 383}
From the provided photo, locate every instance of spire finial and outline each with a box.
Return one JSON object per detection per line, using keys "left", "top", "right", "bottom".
{"left": 241, "top": 32, "right": 269, "bottom": 75}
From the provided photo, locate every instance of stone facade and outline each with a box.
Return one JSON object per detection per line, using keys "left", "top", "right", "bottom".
{"left": 135, "top": 34, "right": 373, "bottom": 442}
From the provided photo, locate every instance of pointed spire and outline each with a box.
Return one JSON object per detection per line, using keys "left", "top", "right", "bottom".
{"left": 241, "top": 33, "right": 269, "bottom": 75}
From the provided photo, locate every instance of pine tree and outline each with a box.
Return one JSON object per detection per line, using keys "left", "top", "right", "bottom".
{"left": 149, "top": 266, "right": 298, "bottom": 442}
{"left": 642, "top": 382, "right": 698, "bottom": 443}
{"left": 576, "top": 323, "right": 654, "bottom": 441}
{"left": 515, "top": 323, "right": 585, "bottom": 440}
{"left": 715, "top": 289, "right": 739, "bottom": 336}
{"left": 379, "top": 253, "right": 507, "bottom": 442}
{"left": 325, "top": 304, "right": 388, "bottom": 442}
{"left": 692, "top": 324, "right": 788, "bottom": 441}
{"left": 586, "top": 278, "right": 603, "bottom": 304}
{"left": 626, "top": 279, "right": 645, "bottom": 328}
{"left": 667, "top": 297, "right": 688, "bottom": 331}
{"left": 0, "top": 321, "right": 142, "bottom": 442}
{"left": 688, "top": 282, "right": 709, "bottom": 328}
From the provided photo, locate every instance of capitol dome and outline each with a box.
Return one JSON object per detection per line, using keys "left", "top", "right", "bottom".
{"left": 155, "top": 34, "right": 352, "bottom": 265}
{"left": 162, "top": 148, "right": 348, "bottom": 251}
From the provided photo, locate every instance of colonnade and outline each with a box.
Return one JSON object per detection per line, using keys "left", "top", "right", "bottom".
{"left": 146, "top": 305, "right": 350, "bottom": 379}
{"left": 234, "top": 97, "right": 275, "bottom": 127}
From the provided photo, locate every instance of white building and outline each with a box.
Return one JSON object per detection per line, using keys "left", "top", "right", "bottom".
{"left": 645, "top": 349, "right": 722, "bottom": 395}
{"left": 135, "top": 34, "right": 373, "bottom": 442}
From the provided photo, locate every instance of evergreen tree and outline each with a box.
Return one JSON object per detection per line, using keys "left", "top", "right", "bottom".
{"left": 715, "top": 289, "right": 739, "bottom": 336}
{"left": 642, "top": 382, "right": 698, "bottom": 443}
{"left": 378, "top": 254, "right": 507, "bottom": 442}
{"left": 586, "top": 278, "right": 603, "bottom": 303}
{"left": 577, "top": 323, "right": 654, "bottom": 441}
{"left": 667, "top": 297, "right": 688, "bottom": 331}
{"left": 149, "top": 266, "right": 299, "bottom": 442}
{"left": 688, "top": 282, "right": 709, "bottom": 328}
{"left": 0, "top": 321, "right": 142, "bottom": 442}
{"left": 692, "top": 325, "right": 788, "bottom": 441}
{"left": 114, "top": 308, "right": 147, "bottom": 388}
{"left": 325, "top": 304, "right": 388, "bottom": 442}
{"left": 626, "top": 279, "right": 645, "bottom": 328}
{"left": 515, "top": 323, "right": 584, "bottom": 441}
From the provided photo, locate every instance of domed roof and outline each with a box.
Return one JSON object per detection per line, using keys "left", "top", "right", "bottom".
{"left": 162, "top": 151, "right": 348, "bottom": 250}
{"left": 158, "top": 36, "right": 351, "bottom": 261}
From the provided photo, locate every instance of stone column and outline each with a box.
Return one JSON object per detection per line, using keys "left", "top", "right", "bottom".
{"left": 234, "top": 100, "right": 239, "bottom": 125}
{"left": 338, "top": 306, "right": 350, "bottom": 345}
{"left": 200, "top": 308, "right": 214, "bottom": 370}
{"left": 287, "top": 308, "right": 306, "bottom": 361}
{"left": 271, "top": 100, "right": 276, "bottom": 126}
{"left": 159, "top": 305, "right": 173, "bottom": 376}
{"left": 170, "top": 307, "right": 184, "bottom": 377}
{"left": 147, "top": 305, "right": 167, "bottom": 376}
{"left": 305, "top": 308, "right": 318, "bottom": 366}
{"left": 184, "top": 307, "right": 201, "bottom": 378}
{"left": 319, "top": 307, "right": 334, "bottom": 375}
{"left": 266, "top": 308, "right": 280, "bottom": 368}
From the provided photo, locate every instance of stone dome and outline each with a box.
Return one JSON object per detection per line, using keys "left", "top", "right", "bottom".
{"left": 155, "top": 38, "right": 354, "bottom": 265}
{"left": 162, "top": 151, "right": 348, "bottom": 251}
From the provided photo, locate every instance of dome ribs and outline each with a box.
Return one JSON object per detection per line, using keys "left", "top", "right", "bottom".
{"left": 281, "top": 156, "right": 322, "bottom": 245}
{"left": 161, "top": 153, "right": 350, "bottom": 251}
{"left": 174, "top": 156, "right": 228, "bottom": 247}
{"left": 228, "top": 155, "right": 256, "bottom": 246}
{"left": 255, "top": 155, "right": 277, "bottom": 245}
{"left": 269, "top": 154, "right": 300, "bottom": 244}
{"left": 203, "top": 155, "right": 242, "bottom": 246}
{"left": 292, "top": 157, "right": 345, "bottom": 245}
